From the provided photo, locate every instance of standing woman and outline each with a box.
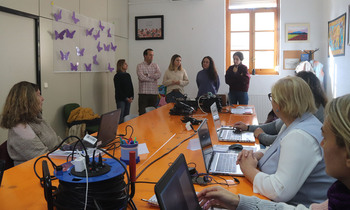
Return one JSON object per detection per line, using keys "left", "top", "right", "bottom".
{"left": 196, "top": 56, "right": 220, "bottom": 98}
{"left": 225, "top": 52, "right": 250, "bottom": 105}
{"left": 162, "top": 54, "right": 189, "bottom": 103}
{"left": 114, "top": 59, "right": 134, "bottom": 123}
{"left": 0, "top": 81, "right": 62, "bottom": 166}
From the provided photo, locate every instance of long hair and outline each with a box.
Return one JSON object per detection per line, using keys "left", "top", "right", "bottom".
{"left": 325, "top": 94, "right": 350, "bottom": 156}
{"left": 0, "top": 81, "right": 41, "bottom": 129}
{"left": 296, "top": 71, "right": 327, "bottom": 107}
{"left": 202, "top": 56, "right": 218, "bottom": 82}
{"left": 168, "top": 54, "right": 183, "bottom": 71}
{"left": 116, "top": 59, "right": 126, "bottom": 73}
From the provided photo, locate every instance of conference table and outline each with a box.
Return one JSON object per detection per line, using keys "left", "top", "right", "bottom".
{"left": 0, "top": 103, "right": 267, "bottom": 209}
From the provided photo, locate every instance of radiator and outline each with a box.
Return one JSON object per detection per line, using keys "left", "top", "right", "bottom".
{"left": 249, "top": 95, "right": 272, "bottom": 124}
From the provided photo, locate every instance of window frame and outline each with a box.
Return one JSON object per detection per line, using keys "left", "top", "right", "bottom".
{"left": 225, "top": 0, "right": 280, "bottom": 75}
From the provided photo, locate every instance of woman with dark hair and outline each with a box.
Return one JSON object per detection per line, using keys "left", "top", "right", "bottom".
{"left": 162, "top": 54, "right": 189, "bottom": 103}
{"left": 114, "top": 59, "right": 134, "bottom": 123}
{"left": 0, "top": 81, "right": 62, "bottom": 165}
{"left": 225, "top": 52, "right": 250, "bottom": 105}
{"left": 196, "top": 56, "right": 220, "bottom": 97}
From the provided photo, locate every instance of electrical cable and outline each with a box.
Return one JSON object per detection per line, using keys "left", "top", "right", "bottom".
{"left": 197, "top": 95, "right": 207, "bottom": 113}
{"left": 136, "top": 131, "right": 197, "bottom": 179}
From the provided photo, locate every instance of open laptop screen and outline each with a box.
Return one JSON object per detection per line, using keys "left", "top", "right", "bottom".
{"left": 210, "top": 102, "right": 221, "bottom": 130}
{"left": 155, "top": 154, "right": 201, "bottom": 210}
{"left": 197, "top": 119, "right": 214, "bottom": 174}
{"left": 96, "top": 109, "right": 121, "bottom": 148}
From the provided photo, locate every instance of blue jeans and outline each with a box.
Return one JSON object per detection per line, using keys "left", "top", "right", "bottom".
{"left": 117, "top": 100, "right": 131, "bottom": 123}
{"left": 228, "top": 91, "right": 249, "bottom": 105}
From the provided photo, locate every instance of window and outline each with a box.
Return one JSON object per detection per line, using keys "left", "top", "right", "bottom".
{"left": 226, "top": 0, "right": 280, "bottom": 75}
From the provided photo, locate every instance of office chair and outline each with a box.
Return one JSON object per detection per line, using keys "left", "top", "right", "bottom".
{"left": 123, "top": 114, "right": 139, "bottom": 122}
{"left": 0, "top": 141, "right": 14, "bottom": 170}
{"left": 145, "top": 106, "right": 156, "bottom": 113}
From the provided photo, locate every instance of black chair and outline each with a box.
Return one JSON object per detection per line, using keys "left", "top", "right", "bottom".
{"left": 0, "top": 141, "right": 14, "bottom": 170}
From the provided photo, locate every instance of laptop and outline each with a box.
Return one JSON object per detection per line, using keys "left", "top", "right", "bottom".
{"left": 155, "top": 153, "right": 202, "bottom": 210}
{"left": 63, "top": 109, "right": 121, "bottom": 150}
{"left": 198, "top": 119, "right": 258, "bottom": 176}
{"left": 210, "top": 102, "right": 255, "bottom": 143}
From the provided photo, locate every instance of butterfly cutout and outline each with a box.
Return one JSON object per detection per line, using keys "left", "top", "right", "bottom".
{"left": 72, "top": 11, "right": 80, "bottom": 24}
{"left": 70, "top": 63, "right": 78, "bottom": 71}
{"left": 76, "top": 47, "right": 85, "bottom": 56}
{"left": 86, "top": 27, "right": 94, "bottom": 36}
{"left": 55, "top": 30, "right": 66, "bottom": 40}
{"left": 66, "top": 29, "right": 76, "bottom": 39}
{"left": 99, "top": 21, "right": 105, "bottom": 31}
{"left": 97, "top": 42, "right": 103, "bottom": 52}
{"left": 60, "top": 50, "right": 70, "bottom": 60}
{"left": 103, "top": 44, "right": 110, "bottom": 52}
{"left": 53, "top": 9, "right": 62, "bottom": 21}
{"left": 107, "top": 28, "right": 111, "bottom": 37}
{"left": 110, "top": 42, "right": 117, "bottom": 51}
{"left": 84, "top": 63, "right": 92, "bottom": 71}
{"left": 93, "top": 55, "right": 99, "bottom": 65}
{"left": 93, "top": 30, "right": 100, "bottom": 40}
{"left": 108, "top": 63, "right": 114, "bottom": 72}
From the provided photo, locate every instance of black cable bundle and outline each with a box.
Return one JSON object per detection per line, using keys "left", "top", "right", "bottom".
{"left": 54, "top": 173, "right": 128, "bottom": 210}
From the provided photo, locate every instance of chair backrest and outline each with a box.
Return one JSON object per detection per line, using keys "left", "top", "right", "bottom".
{"left": 0, "top": 141, "right": 14, "bottom": 170}
{"left": 145, "top": 106, "right": 156, "bottom": 113}
{"left": 63, "top": 103, "right": 80, "bottom": 125}
{"left": 123, "top": 114, "right": 139, "bottom": 122}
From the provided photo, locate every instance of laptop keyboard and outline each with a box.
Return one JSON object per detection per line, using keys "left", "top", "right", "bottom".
{"left": 220, "top": 130, "right": 242, "bottom": 140}
{"left": 216, "top": 153, "right": 236, "bottom": 172}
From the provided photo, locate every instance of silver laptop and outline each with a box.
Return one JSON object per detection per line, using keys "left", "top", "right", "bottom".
{"left": 210, "top": 102, "right": 255, "bottom": 143}
{"left": 198, "top": 119, "right": 244, "bottom": 176}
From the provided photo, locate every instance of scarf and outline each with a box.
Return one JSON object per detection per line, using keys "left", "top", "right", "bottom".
{"left": 328, "top": 180, "right": 350, "bottom": 209}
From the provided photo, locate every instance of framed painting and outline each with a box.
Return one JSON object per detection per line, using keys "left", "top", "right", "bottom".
{"left": 328, "top": 13, "right": 346, "bottom": 56}
{"left": 286, "top": 23, "right": 310, "bottom": 42}
{"left": 135, "top": 15, "right": 164, "bottom": 40}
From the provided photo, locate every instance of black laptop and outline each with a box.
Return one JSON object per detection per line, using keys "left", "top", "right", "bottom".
{"left": 155, "top": 153, "right": 202, "bottom": 210}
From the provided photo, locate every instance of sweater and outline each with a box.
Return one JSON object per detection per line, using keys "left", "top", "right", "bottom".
{"left": 196, "top": 69, "right": 220, "bottom": 97}
{"left": 225, "top": 64, "right": 250, "bottom": 92}
{"left": 162, "top": 68, "right": 189, "bottom": 94}
{"left": 114, "top": 71, "right": 134, "bottom": 102}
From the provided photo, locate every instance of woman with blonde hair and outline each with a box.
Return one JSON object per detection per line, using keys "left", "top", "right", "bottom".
{"left": 162, "top": 54, "right": 189, "bottom": 103}
{"left": 0, "top": 81, "right": 62, "bottom": 165}
{"left": 198, "top": 94, "right": 350, "bottom": 210}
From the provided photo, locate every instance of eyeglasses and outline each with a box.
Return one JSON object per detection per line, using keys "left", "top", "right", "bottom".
{"left": 268, "top": 93, "right": 272, "bottom": 101}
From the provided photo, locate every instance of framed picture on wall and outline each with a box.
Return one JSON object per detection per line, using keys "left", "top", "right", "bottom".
{"left": 328, "top": 13, "right": 346, "bottom": 57}
{"left": 285, "top": 23, "right": 310, "bottom": 42}
{"left": 135, "top": 15, "right": 164, "bottom": 40}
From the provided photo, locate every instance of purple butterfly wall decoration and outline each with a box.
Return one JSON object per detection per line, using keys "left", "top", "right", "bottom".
{"left": 53, "top": 9, "right": 62, "bottom": 21}
{"left": 76, "top": 47, "right": 85, "bottom": 56}
{"left": 66, "top": 29, "right": 76, "bottom": 39}
{"left": 55, "top": 30, "right": 66, "bottom": 40}
{"left": 86, "top": 27, "right": 94, "bottom": 36}
{"left": 93, "top": 30, "right": 100, "bottom": 40}
{"left": 84, "top": 63, "right": 92, "bottom": 71}
{"left": 93, "top": 55, "right": 99, "bottom": 65}
{"left": 103, "top": 44, "right": 110, "bottom": 52}
{"left": 72, "top": 11, "right": 80, "bottom": 24}
{"left": 99, "top": 21, "right": 105, "bottom": 31}
{"left": 70, "top": 63, "right": 78, "bottom": 71}
{"left": 107, "top": 28, "right": 111, "bottom": 37}
{"left": 110, "top": 42, "right": 117, "bottom": 51}
{"left": 97, "top": 42, "right": 103, "bottom": 52}
{"left": 108, "top": 63, "right": 114, "bottom": 72}
{"left": 60, "top": 50, "right": 70, "bottom": 60}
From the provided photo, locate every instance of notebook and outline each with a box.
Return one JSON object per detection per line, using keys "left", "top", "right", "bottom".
{"left": 198, "top": 118, "right": 257, "bottom": 176}
{"left": 210, "top": 102, "right": 255, "bottom": 143}
{"left": 63, "top": 109, "right": 121, "bottom": 150}
{"left": 155, "top": 153, "right": 202, "bottom": 210}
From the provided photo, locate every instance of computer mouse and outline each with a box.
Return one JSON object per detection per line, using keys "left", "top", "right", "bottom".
{"left": 228, "top": 144, "right": 243, "bottom": 151}
{"left": 233, "top": 127, "right": 242, "bottom": 134}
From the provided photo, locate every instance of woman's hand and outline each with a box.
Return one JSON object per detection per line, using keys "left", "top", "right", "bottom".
{"left": 197, "top": 186, "right": 239, "bottom": 210}
{"left": 233, "top": 121, "right": 248, "bottom": 131}
{"left": 172, "top": 80, "right": 180, "bottom": 85}
{"left": 254, "top": 127, "right": 265, "bottom": 138}
{"left": 127, "top": 98, "right": 133, "bottom": 103}
{"left": 237, "top": 151, "right": 260, "bottom": 183}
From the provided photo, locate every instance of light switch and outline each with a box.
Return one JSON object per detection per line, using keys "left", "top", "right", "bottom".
{"left": 44, "top": 82, "right": 48, "bottom": 89}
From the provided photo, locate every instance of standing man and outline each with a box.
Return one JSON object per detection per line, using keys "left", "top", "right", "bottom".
{"left": 137, "top": 48, "right": 161, "bottom": 115}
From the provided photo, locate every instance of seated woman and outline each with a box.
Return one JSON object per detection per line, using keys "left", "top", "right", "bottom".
{"left": 196, "top": 56, "right": 220, "bottom": 98}
{"left": 198, "top": 93, "right": 350, "bottom": 210}
{"left": 162, "top": 54, "right": 189, "bottom": 103}
{"left": 236, "top": 71, "right": 328, "bottom": 146}
{"left": 0, "top": 81, "right": 62, "bottom": 166}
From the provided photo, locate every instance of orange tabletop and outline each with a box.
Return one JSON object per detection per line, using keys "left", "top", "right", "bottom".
{"left": 0, "top": 103, "right": 267, "bottom": 209}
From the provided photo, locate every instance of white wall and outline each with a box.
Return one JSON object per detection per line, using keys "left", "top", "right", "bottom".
{"left": 0, "top": 0, "right": 129, "bottom": 144}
